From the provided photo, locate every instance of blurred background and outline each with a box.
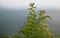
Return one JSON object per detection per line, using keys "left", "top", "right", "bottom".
{"left": 0, "top": 0, "right": 60, "bottom": 36}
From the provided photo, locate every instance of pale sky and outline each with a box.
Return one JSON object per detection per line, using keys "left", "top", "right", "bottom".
{"left": 0, "top": 0, "right": 60, "bottom": 9}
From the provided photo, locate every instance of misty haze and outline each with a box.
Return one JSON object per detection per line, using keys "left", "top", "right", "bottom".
{"left": 0, "top": 0, "right": 60, "bottom": 38}
{"left": 0, "top": 8, "right": 60, "bottom": 36}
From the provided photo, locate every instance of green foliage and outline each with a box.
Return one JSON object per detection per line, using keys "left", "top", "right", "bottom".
{"left": 11, "top": 3, "right": 54, "bottom": 38}
{"left": 0, "top": 34, "right": 10, "bottom": 38}
{"left": 37, "top": 10, "right": 53, "bottom": 38}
